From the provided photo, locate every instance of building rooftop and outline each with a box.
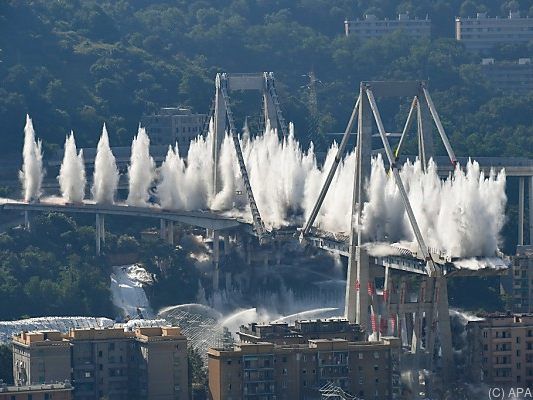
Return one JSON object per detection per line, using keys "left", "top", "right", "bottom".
{"left": 237, "top": 318, "right": 362, "bottom": 344}
{"left": 516, "top": 245, "right": 533, "bottom": 257}
{"left": 12, "top": 325, "right": 184, "bottom": 345}
{"left": 467, "top": 313, "right": 533, "bottom": 327}
{"left": 208, "top": 336, "right": 400, "bottom": 356}
{"left": 0, "top": 382, "right": 73, "bottom": 393}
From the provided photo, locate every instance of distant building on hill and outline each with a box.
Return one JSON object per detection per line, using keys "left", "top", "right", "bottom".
{"left": 11, "top": 325, "right": 188, "bottom": 400}
{"left": 141, "top": 107, "right": 207, "bottom": 154}
{"left": 344, "top": 13, "right": 431, "bottom": 41}
{"left": 456, "top": 12, "right": 533, "bottom": 52}
{"left": 480, "top": 58, "right": 533, "bottom": 94}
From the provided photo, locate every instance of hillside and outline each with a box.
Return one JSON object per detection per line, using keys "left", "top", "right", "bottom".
{"left": 0, "top": 0, "right": 532, "bottom": 158}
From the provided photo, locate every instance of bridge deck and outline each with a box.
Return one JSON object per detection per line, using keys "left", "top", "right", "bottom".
{"left": 0, "top": 199, "right": 242, "bottom": 230}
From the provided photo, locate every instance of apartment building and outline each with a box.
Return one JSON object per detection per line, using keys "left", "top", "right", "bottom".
{"left": 344, "top": 13, "right": 431, "bottom": 41}
{"left": 0, "top": 383, "right": 73, "bottom": 400}
{"left": 12, "top": 331, "right": 71, "bottom": 386}
{"left": 456, "top": 12, "right": 533, "bottom": 51}
{"left": 466, "top": 313, "right": 533, "bottom": 387}
{"left": 141, "top": 107, "right": 207, "bottom": 152}
{"left": 208, "top": 336, "right": 401, "bottom": 400}
{"left": 509, "top": 245, "right": 533, "bottom": 313}
{"left": 237, "top": 319, "right": 363, "bottom": 345}
{"left": 12, "top": 326, "right": 188, "bottom": 400}
{"left": 481, "top": 58, "right": 533, "bottom": 94}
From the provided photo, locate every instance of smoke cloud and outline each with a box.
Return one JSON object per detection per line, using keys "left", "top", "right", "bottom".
{"left": 91, "top": 124, "right": 119, "bottom": 204}
{"left": 19, "top": 115, "right": 43, "bottom": 202}
{"left": 20, "top": 116, "right": 507, "bottom": 259}
{"left": 153, "top": 121, "right": 508, "bottom": 258}
{"left": 127, "top": 126, "right": 155, "bottom": 206}
{"left": 58, "top": 132, "right": 86, "bottom": 203}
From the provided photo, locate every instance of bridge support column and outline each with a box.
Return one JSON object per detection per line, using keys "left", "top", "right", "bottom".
{"left": 24, "top": 211, "right": 31, "bottom": 231}
{"left": 263, "top": 87, "right": 278, "bottom": 132}
{"left": 223, "top": 233, "right": 230, "bottom": 255}
{"left": 213, "top": 74, "right": 226, "bottom": 195}
{"left": 95, "top": 213, "right": 101, "bottom": 256}
{"left": 530, "top": 176, "right": 533, "bottom": 245}
{"left": 160, "top": 219, "right": 166, "bottom": 240}
{"left": 225, "top": 272, "right": 232, "bottom": 292}
{"left": 167, "top": 221, "right": 174, "bottom": 245}
{"left": 436, "top": 276, "right": 454, "bottom": 381}
{"left": 345, "top": 85, "right": 373, "bottom": 326}
{"left": 411, "top": 279, "right": 427, "bottom": 363}
{"left": 346, "top": 246, "right": 369, "bottom": 330}
{"left": 424, "top": 278, "right": 436, "bottom": 365}
{"left": 519, "top": 177, "right": 525, "bottom": 246}
{"left": 212, "top": 230, "right": 220, "bottom": 291}
{"left": 100, "top": 214, "right": 105, "bottom": 244}
{"left": 381, "top": 266, "right": 391, "bottom": 336}
{"left": 418, "top": 90, "right": 435, "bottom": 170}
{"left": 245, "top": 238, "right": 252, "bottom": 266}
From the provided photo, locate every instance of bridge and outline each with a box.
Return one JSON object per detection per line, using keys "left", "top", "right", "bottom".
{"left": 3, "top": 75, "right": 533, "bottom": 387}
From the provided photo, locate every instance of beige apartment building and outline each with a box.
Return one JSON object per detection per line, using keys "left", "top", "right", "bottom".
{"left": 12, "top": 326, "right": 188, "bottom": 400}
{"left": 467, "top": 313, "right": 533, "bottom": 387}
{"left": 344, "top": 13, "right": 431, "bottom": 41}
{"left": 456, "top": 11, "right": 533, "bottom": 51}
{"left": 208, "top": 337, "right": 401, "bottom": 400}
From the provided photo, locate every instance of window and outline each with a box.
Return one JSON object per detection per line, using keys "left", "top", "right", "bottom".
{"left": 373, "top": 352, "right": 380, "bottom": 359}
{"left": 85, "top": 371, "right": 91, "bottom": 378}
{"left": 227, "top": 360, "right": 232, "bottom": 365}
{"left": 98, "top": 350, "right": 103, "bottom": 357}
{"left": 358, "top": 353, "right": 364, "bottom": 360}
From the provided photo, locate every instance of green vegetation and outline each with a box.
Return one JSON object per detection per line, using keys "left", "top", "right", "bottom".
{"left": 0, "top": 344, "right": 13, "bottom": 384}
{"left": 0, "top": 213, "right": 113, "bottom": 319}
{"left": 0, "top": 213, "right": 199, "bottom": 320}
{"left": 188, "top": 347, "right": 208, "bottom": 400}
{"left": 0, "top": 0, "right": 531, "bottom": 158}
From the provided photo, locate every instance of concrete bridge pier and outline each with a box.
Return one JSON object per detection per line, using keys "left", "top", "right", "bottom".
{"left": 95, "top": 213, "right": 105, "bottom": 255}
{"left": 223, "top": 233, "right": 231, "bottom": 255}
{"left": 519, "top": 177, "right": 525, "bottom": 246}
{"left": 24, "top": 210, "right": 31, "bottom": 231}
{"left": 159, "top": 220, "right": 175, "bottom": 244}
{"left": 160, "top": 219, "right": 166, "bottom": 240}
{"left": 212, "top": 230, "right": 220, "bottom": 291}
{"left": 167, "top": 221, "right": 174, "bottom": 245}
{"left": 530, "top": 176, "right": 533, "bottom": 245}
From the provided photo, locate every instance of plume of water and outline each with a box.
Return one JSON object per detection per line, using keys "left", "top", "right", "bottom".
{"left": 91, "top": 124, "right": 119, "bottom": 204}
{"left": 19, "top": 115, "right": 43, "bottom": 202}
{"left": 58, "top": 132, "right": 86, "bottom": 203}
{"left": 127, "top": 127, "right": 155, "bottom": 206}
